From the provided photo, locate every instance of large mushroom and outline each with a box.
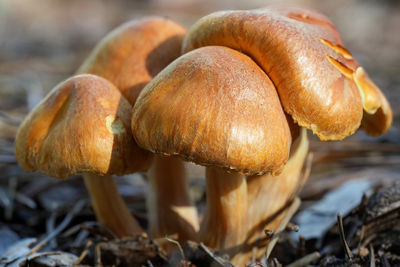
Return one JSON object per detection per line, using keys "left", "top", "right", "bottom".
{"left": 76, "top": 17, "right": 199, "bottom": 240}
{"left": 132, "top": 46, "right": 292, "bottom": 255}
{"left": 131, "top": 6, "right": 392, "bottom": 265}
{"left": 182, "top": 6, "right": 392, "bottom": 139}
{"left": 178, "top": 5, "right": 392, "bottom": 265}
{"left": 15, "top": 74, "right": 152, "bottom": 237}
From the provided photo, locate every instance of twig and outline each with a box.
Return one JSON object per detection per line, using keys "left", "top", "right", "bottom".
{"left": 15, "top": 192, "right": 37, "bottom": 209}
{"left": 337, "top": 213, "right": 353, "bottom": 260}
{"left": 27, "top": 251, "right": 61, "bottom": 262}
{"left": 164, "top": 237, "right": 185, "bottom": 261}
{"left": 199, "top": 243, "right": 225, "bottom": 267}
{"left": 95, "top": 243, "right": 103, "bottom": 267}
{"left": 46, "top": 213, "right": 57, "bottom": 249}
{"left": 62, "top": 221, "right": 117, "bottom": 240}
{"left": 26, "top": 199, "right": 86, "bottom": 257}
{"left": 369, "top": 244, "right": 375, "bottom": 267}
{"left": 286, "top": 252, "right": 321, "bottom": 267}
{"left": 79, "top": 221, "right": 118, "bottom": 240}
{"left": 74, "top": 240, "right": 93, "bottom": 266}
{"left": 272, "top": 258, "right": 281, "bottom": 267}
{"left": 72, "top": 230, "right": 90, "bottom": 247}
{"left": 265, "top": 198, "right": 301, "bottom": 259}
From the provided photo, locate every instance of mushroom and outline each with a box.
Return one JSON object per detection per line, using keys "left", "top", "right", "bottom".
{"left": 182, "top": 6, "right": 392, "bottom": 140}
{"left": 132, "top": 46, "right": 292, "bottom": 254}
{"left": 15, "top": 74, "right": 152, "bottom": 237}
{"left": 179, "top": 6, "right": 392, "bottom": 264}
{"left": 76, "top": 17, "right": 199, "bottom": 240}
{"left": 77, "top": 17, "right": 186, "bottom": 105}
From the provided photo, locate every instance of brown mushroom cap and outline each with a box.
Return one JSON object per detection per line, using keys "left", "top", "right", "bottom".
{"left": 15, "top": 74, "right": 152, "bottom": 178}
{"left": 77, "top": 17, "right": 187, "bottom": 105}
{"left": 132, "top": 46, "right": 291, "bottom": 176}
{"left": 182, "top": 7, "right": 392, "bottom": 140}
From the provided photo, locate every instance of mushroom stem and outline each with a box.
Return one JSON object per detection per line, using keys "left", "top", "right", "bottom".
{"left": 83, "top": 173, "right": 143, "bottom": 237}
{"left": 200, "top": 167, "right": 247, "bottom": 253}
{"left": 233, "top": 127, "right": 309, "bottom": 265}
{"left": 247, "top": 128, "right": 308, "bottom": 228}
{"left": 147, "top": 155, "right": 199, "bottom": 241}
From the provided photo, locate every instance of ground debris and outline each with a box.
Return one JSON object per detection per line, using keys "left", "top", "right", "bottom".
{"left": 286, "top": 251, "right": 321, "bottom": 267}
{"left": 0, "top": 238, "right": 37, "bottom": 266}
{"left": 319, "top": 255, "right": 363, "bottom": 267}
{"left": 75, "top": 235, "right": 167, "bottom": 267}
{"left": 0, "top": 226, "right": 20, "bottom": 256}
{"left": 168, "top": 241, "right": 233, "bottom": 267}
{"left": 319, "top": 181, "right": 400, "bottom": 266}
{"left": 25, "top": 252, "right": 79, "bottom": 267}
{"left": 363, "top": 181, "right": 400, "bottom": 221}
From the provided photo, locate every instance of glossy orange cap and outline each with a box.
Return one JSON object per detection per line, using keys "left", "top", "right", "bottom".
{"left": 77, "top": 17, "right": 187, "bottom": 105}
{"left": 182, "top": 7, "right": 392, "bottom": 140}
{"left": 132, "top": 46, "right": 291, "bottom": 176}
{"left": 15, "top": 74, "right": 152, "bottom": 178}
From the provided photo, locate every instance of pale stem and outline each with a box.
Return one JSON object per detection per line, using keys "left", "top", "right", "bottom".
{"left": 83, "top": 173, "right": 143, "bottom": 237}
{"left": 231, "top": 128, "right": 309, "bottom": 266}
{"left": 147, "top": 155, "right": 199, "bottom": 241}
{"left": 246, "top": 128, "right": 308, "bottom": 227}
{"left": 200, "top": 167, "right": 247, "bottom": 253}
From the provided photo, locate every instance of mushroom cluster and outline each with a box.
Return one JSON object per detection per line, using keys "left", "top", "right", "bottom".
{"left": 15, "top": 17, "right": 197, "bottom": 240}
{"left": 132, "top": 6, "right": 392, "bottom": 265}
{"left": 14, "top": 6, "right": 392, "bottom": 267}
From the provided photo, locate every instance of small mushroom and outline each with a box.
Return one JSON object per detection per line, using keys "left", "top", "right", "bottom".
{"left": 76, "top": 17, "right": 199, "bottom": 240}
{"left": 146, "top": 155, "right": 199, "bottom": 242}
{"left": 132, "top": 46, "right": 291, "bottom": 253}
{"left": 15, "top": 74, "right": 152, "bottom": 237}
{"left": 77, "top": 17, "right": 186, "bottom": 105}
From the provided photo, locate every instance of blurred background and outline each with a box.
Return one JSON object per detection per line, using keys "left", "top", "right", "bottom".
{"left": 0, "top": 0, "right": 399, "bottom": 140}
{"left": 0, "top": 0, "right": 399, "bottom": 263}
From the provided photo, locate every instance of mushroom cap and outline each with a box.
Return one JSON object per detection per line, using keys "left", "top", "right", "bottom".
{"left": 15, "top": 74, "right": 152, "bottom": 178}
{"left": 182, "top": 6, "right": 391, "bottom": 140}
{"left": 354, "top": 67, "right": 393, "bottom": 136}
{"left": 77, "top": 17, "right": 187, "bottom": 105}
{"left": 132, "top": 46, "right": 291, "bottom": 176}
